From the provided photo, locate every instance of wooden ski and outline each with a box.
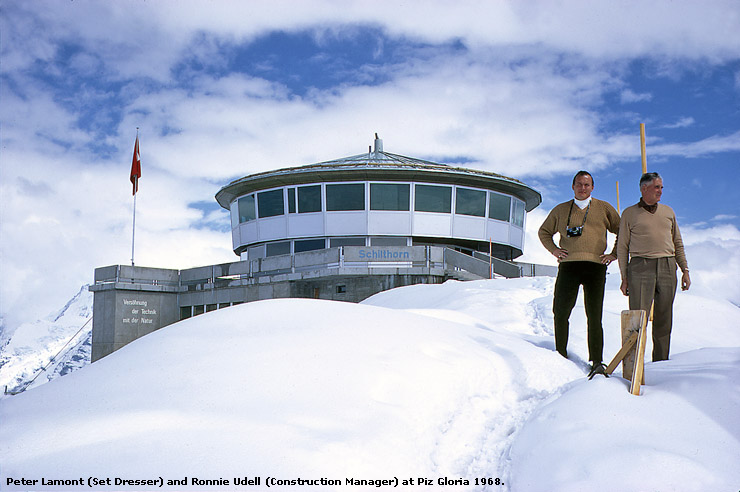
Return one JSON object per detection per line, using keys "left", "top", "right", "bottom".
{"left": 630, "top": 310, "right": 649, "bottom": 395}
{"left": 605, "top": 310, "right": 646, "bottom": 387}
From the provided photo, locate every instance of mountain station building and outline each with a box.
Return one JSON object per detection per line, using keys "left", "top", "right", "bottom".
{"left": 90, "top": 136, "right": 556, "bottom": 361}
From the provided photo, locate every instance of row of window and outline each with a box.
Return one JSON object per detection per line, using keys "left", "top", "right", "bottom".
{"left": 246, "top": 236, "right": 410, "bottom": 260}
{"left": 180, "top": 302, "right": 238, "bottom": 320}
{"left": 235, "top": 182, "right": 525, "bottom": 227}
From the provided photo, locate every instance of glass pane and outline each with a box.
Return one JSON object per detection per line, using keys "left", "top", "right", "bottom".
{"left": 330, "top": 237, "right": 366, "bottom": 247}
{"left": 266, "top": 241, "right": 291, "bottom": 257}
{"left": 455, "top": 188, "right": 486, "bottom": 217}
{"left": 298, "top": 185, "right": 322, "bottom": 213}
{"left": 230, "top": 201, "right": 238, "bottom": 228}
{"left": 489, "top": 193, "right": 511, "bottom": 222}
{"left": 247, "top": 245, "right": 265, "bottom": 260}
{"left": 258, "top": 189, "right": 284, "bottom": 218}
{"left": 287, "top": 188, "right": 296, "bottom": 213}
{"left": 370, "top": 183, "right": 410, "bottom": 211}
{"left": 326, "top": 183, "right": 365, "bottom": 211}
{"left": 238, "top": 195, "right": 256, "bottom": 223}
{"left": 294, "top": 238, "right": 326, "bottom": 252}
{"left": 415, "top": 184, "right": 451, "bottom": 213}
{"left": 513, "top": 199, "right": 525, "bottom": 227}
{"left": 370, "top": 236, "right": 408, "bottom": 246}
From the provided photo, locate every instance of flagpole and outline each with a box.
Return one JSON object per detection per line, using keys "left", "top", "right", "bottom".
{"left": 131, "top": 181, "right": 137, "bottom": 266}
{"left": 130, "top": 128, "right": 141, "bottom": 266}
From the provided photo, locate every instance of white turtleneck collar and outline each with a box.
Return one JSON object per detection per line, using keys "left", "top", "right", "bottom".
{"left": 574, "top": 196, "right": 592, "bottom": 210}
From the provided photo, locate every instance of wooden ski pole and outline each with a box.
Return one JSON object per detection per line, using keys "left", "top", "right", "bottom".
{"left": 640, "top": 123, "right": 647, "bottom": 174}
{"left": 640, "top": 123, "right": 654, "bottom": 324}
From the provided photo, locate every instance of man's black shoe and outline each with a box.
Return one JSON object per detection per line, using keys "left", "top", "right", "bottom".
{"left": 588, "top": 362, "right": 608, "bottom": 380}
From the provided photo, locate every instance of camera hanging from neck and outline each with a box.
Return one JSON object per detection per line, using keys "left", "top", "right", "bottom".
{"left": 566, "top": 200, "right": 590, "bottom": 237}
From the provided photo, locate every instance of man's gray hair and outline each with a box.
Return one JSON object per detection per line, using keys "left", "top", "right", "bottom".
{"left": 640, "top": 172, "right": 662, "bottom": 188}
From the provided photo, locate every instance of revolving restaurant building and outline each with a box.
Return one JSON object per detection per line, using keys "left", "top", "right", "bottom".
{"left": 216, "top": 135, "right": 540, "bottom": 261}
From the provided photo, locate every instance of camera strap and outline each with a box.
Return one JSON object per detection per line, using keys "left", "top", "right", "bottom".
{"left": 567, "top": 200, "right": 591, "bottom": 229}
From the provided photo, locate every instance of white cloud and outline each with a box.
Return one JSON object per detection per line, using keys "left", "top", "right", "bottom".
{"left": 661, "top": 116, "right": 695, "bottom": 129}
{"left": 620, "top": 89, "right": 652, "bottom": 104}
{"left": 110, "top": 49, "right": 633, "bottom": 185}
{"left": 680, "top": 223, "right": 740, "bottom": 306}
{"left": 712, "top": 214, "right": 738, "bottom": 221}
{"left": 651, "top": 130, "right": 740, "bottom": 158}
{"left": 4, "top": 1, "right": 740, "bottom": 85}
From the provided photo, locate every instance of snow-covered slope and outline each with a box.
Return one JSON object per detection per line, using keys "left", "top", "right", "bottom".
{"left": 1, "top": 276, "right": 738, "bottom": 491}
{"left": 0, "top": 286, "right": 92, "bottom": 394}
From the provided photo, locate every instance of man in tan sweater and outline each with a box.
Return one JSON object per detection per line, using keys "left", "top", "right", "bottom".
{"left": 618, "top": 172, "right": 690, "bottom": 361}
{"left": 538, "top": 171, "right": 620, "bottom": 378}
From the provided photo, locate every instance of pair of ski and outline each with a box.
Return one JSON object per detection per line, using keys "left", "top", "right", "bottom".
{"left": 588, "top": 310, "right": 647, "bottom": 394}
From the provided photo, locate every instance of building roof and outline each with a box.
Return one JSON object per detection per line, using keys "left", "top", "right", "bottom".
{"left": 215, "top": 139, "right": 542, "bottom": 211}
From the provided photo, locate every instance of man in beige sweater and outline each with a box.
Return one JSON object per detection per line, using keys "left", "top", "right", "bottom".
{"left": 539, "top": 171, "right": 620, "bottom": 378}
{"left": 618, "top": 172, "right": 690, "bottom": 361}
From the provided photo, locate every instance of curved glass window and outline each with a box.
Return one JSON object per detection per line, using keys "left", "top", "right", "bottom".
{"left": 455, "top": 188, "right": 486, "bottom": 217}
{"left": 489, "top": 193, "right": 511, "bottom": 222}
{"left": 326, "top": 183, "right": 365, "bottom": 211}
{"left": 415, "top": 184, "right": 451, "bottom": 213}
{"left": 238, "top": 195, "right": 256, "bottom": 223}
{"left": 258, "top": 189, "right": 284, "bottom": 218}
{"left": 513, "top": 199, "right": 525, "bottom": 227}
{"left": 370, "top": 183, "right": 410, "bottom": 211}
{"left": 298, "top": 185, "right": 322, "bottom": 213}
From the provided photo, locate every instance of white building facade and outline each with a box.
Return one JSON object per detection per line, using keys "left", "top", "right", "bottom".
{"left": 216, "top": 136, "right": 540, "bottom": 262}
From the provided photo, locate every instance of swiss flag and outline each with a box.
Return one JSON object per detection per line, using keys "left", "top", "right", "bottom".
{"left": 130, "top": 135, "right": 141, "bottom": 195}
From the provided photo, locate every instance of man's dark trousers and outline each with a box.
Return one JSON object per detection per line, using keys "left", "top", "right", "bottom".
{"left": 552, "top": 261, "right": 607, "bottom": 363}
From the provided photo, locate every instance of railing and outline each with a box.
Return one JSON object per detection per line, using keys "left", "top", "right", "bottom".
{"left": 93, "top": 246, "right": 557, "bottom": 292}
{"left": 178, "top": 246, "right": 445, "bottom": 291}
{"left": 516, "top": 262, "right": 558, "bottom": 277}
{"left": 93, "top": 265, "right": 180, "bottom": 287}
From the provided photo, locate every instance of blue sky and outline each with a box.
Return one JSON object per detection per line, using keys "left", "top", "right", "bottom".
{"left": 1, "top": 0, "right": 739, "bottom": 329}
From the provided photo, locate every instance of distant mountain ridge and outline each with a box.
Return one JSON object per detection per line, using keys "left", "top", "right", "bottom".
{"left": 0, "top": 286, "right": 92, "bottom": 395}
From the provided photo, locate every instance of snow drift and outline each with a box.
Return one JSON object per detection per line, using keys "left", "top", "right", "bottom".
{"left": 1, "top": 276, "right": 738, "bottom": 491}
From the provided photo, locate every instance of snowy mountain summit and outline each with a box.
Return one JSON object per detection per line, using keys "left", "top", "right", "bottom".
{"left": 1, "top": 276, "right": 739, "bottom": 491}
{"left": 0, "top": 285, "right": 92, "bottom": 394}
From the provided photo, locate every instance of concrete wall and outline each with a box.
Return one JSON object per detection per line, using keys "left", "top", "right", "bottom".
{"left": 90, "top": 267, "right": 181, "bottom": 362}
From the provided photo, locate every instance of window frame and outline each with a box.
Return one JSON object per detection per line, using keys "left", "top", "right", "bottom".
{"left": 414, "top": 184, "right": 452, "bottom": 213}
{"left": 326, "top": 182, "right": 366, "bottom": 212}
{"left": 370, "top": 182, "right": 411, "bottom": 211}
{"left": 455, "top": 187, "right": 487, "bottom": 217}
{"left": 257, "top": 188, "right": 285, "bottom": 219}
{"left": 488, "top": 192, "right": 512, "bottom": 222}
